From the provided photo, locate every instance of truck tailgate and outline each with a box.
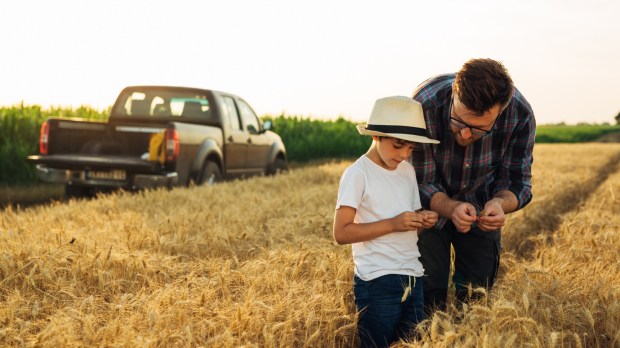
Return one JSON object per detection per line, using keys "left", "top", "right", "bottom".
{"left": 27, "top": 155, "right": 159, "bottom": 172}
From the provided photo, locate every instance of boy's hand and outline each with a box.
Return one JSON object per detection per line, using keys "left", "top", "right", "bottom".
{"left": 418, "top": 210, "right": 438, "bottom": 228}
{"left": 391, "top": 211, "right": 424, "bottom": 232}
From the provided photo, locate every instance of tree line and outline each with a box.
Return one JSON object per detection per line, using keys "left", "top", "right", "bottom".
{"left": 1, "top": 105, "right": 618, "bottom": 185}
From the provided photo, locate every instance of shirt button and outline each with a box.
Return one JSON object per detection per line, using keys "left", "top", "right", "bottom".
{"left": 465, "top": 163, "right": 471, "bottom": 168}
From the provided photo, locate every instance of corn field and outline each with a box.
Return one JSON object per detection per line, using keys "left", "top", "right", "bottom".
{"left": 0, "top": 143, "right": 619, "bottom": 347}
{"left": 0, "top": 105, "right": 108, "bottom": 185}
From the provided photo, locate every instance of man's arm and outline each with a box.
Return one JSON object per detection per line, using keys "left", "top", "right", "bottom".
{"left": 430, "top": 192, "right": 477, "bottom": 233}
{"left": 492, "top": 106, "right": 536, "bottom": 211}
{"left": 411, "top": 144, "right": 445, "bottom": 209}
{"left": 479, "top": 102, "right": 536, "bottom": 231}
{"left": 490, "top": 189, "right": 519, "bottom": 214}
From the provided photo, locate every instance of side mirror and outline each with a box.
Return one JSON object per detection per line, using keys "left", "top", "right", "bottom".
{"left": 263, "top": 120, "right": 272, "bottom": 131}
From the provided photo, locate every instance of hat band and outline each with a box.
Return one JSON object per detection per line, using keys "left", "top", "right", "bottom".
{"left": 367, "top": 124, "right": 427, "bottom": 136}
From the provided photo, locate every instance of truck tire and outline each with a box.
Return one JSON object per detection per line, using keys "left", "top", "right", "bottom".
{"left": 198, "top": 160, "right": 221, "bottom": 185}
{"left": 268, "top": 157, "right": 288, "bottom": 176}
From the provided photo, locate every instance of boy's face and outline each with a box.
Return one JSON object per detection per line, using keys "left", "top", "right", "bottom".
{"left": 375, "top": 137, "right": 415, "bottom": 169}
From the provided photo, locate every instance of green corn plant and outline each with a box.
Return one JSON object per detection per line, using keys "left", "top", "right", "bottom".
{"left": 0, "top": 104, "right": 109, "bottom": 185}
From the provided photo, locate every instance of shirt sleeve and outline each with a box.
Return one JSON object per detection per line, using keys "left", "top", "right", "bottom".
{"left": 411, "top": 77, "right": 451, "bottom": 209}
{"left": 492, "top": 112, "right": 536, "bottom": 210}
{"left": 411, "top": 144, "right": 446, "bottom": 209}
{"left": 336, "top": 165, "right": 366, "bottom": 210}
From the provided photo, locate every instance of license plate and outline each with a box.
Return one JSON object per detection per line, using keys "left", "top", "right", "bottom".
{"left": 86, "top": 170, "right": 126, "bottom": 181}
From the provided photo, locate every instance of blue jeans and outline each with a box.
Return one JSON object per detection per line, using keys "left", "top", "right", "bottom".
{"left": 354, "top": 274, "right": 425, "bottom": 348}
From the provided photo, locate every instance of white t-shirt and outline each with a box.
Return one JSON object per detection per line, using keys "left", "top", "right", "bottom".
{"left": 336, "top": 155, "right": 424, "bottom": 281}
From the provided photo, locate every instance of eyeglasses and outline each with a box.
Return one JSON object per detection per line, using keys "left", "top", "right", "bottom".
{"left": 449, "top": 97, "right": 497, "bottom": 137}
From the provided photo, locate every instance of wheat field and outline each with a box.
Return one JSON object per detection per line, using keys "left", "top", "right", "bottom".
{"left": 1, "top": 143, "right": 619, "bottom": 347}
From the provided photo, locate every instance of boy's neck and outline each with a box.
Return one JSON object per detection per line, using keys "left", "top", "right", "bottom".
{"left": 365, "top": 145, "right": 394, "bottom": 171}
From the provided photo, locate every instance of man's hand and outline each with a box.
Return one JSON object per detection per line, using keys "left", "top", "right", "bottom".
{"left": 451, "top": 203, "right": 478, "bottom": 233}
{"left": 419, "top": 210, "right": 439, "bottom": 228}
{"left": 391, "top": 211, "right": 424, "bottom": 232}
{"left": 477, "top": 199, "right": 506, "bottom": 231}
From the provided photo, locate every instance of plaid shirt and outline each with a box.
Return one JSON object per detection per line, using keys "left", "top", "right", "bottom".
{"left": 411, "top": 74, "right": 536, "bottom": 229}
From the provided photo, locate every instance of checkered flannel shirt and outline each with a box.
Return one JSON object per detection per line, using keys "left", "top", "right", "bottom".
{"left": 411, "top": 74, "right": 536, "bottom": 229}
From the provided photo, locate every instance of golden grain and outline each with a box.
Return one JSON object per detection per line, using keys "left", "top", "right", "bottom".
{"left": 0, "top": 145, "right": 619, "bottom": 346}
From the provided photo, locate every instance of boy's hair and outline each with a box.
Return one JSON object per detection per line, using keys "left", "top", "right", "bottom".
{"left": 377, "top": 136, "right": 415, "bottom": 146}
{"left": 454, "top": 58, "right": 515, "bottom": 115}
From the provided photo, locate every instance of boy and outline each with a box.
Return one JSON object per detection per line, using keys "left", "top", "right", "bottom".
{"left": 333, "top": 96, "right": 439, "bottom": 347}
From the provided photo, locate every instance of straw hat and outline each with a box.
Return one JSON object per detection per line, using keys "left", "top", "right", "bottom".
{"left": 356, "top": 96, "right": 439, "bottom": 144}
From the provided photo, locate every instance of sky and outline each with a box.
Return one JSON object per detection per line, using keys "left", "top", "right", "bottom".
{"left": 1, "top": 0, "right": 619, "bottom": 125}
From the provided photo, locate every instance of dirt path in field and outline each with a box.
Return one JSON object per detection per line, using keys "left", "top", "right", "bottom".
{"left": 503, "top": 150, "right": 620, "bottom": 259}
{"left": 595, "top": 132, "right": 620, "bottom": 142}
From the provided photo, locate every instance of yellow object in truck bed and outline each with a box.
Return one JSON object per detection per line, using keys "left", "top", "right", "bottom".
{"left": 148, "top": 131, "right": 166, "bottom": 164}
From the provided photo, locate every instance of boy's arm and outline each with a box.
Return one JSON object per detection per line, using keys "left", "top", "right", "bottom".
{"left": 333, "top": 206, "right": 425, "bottom": 245}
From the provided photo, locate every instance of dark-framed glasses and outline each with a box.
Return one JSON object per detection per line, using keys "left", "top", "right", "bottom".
{"left": 449, "top": 97, "right": 497, "bottom": 137}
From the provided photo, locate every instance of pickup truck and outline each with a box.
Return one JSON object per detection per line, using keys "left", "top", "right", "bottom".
{"left": 27, "top": 86, "right": 288, "bottom": 198}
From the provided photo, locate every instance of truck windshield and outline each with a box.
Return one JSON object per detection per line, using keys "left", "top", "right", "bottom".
{"left": 113, "top": 88, "right": 213, "bottom": 121}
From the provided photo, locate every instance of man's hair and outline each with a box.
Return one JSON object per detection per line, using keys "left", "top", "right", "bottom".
{"left": 454, "top": 58, "right": 515, "bottom": 115}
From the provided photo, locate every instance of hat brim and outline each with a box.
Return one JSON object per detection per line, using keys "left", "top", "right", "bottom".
{"left": 356, "top": 124, "right": 440, "bottom": 144}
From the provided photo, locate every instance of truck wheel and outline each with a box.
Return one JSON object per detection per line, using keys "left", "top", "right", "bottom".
{"left": 268, "top": 157, "right": 288, "bottom": 175}
{"left": 198, "top": 160, "right": 221, "bottom": 185}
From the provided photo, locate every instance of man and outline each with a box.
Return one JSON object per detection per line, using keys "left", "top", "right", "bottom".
{"left": 411, "top": 58, "right": 536, "bottom": 313}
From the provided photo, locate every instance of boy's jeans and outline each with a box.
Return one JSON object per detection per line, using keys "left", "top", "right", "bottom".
{"left": 354, "top": 274, "right": 424, "bottom": 348}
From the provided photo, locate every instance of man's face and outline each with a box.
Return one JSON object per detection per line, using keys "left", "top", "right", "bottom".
{"left": 449, "top": 95, "right": 501, "bottom": 147}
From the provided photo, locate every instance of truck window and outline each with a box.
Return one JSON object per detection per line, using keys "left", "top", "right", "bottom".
{"left": 237, "top": 99, "right": 260, "bottom": 134}
{"left": 114, "top": 89, "right": 212, "bottom": 121}
{"left": 151, "top": 96, "right": 169, "bottom": 116}
{"left": 171, "top": 98, "right": 210, "bottom": 118}
{"left": 222, "top": 96, "right": 241, "bottom": 131}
